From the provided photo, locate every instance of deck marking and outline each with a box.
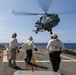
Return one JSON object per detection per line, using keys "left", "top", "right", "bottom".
{"left": 34, "top": 51, "right": 76, "bottom": 60}
{"left": 3, "top": 60, "right": 76, "bottom": 63}
{"left": 3, "top": 50, "right": 8, "bottom": 62}
{"left": 3, "top": 51, "right": 76, "bottom": 62}
{"left": 61, "top": 55, "right": 76, "bottom": 60}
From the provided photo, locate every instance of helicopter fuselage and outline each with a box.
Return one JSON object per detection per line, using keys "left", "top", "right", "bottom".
{"left": 34, "top": 13, "right": 60, "bottom": 34}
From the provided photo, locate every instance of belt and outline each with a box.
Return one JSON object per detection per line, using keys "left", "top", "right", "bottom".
{"left": 26, "top": 49, "right": 32, "bottom": 50}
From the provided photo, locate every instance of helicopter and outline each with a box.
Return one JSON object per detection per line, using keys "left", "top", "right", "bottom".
{"left": 11, "top": 10, "right": 60, "bottom": 34}
{"left": 10, "top": 0, "right": 76, "bottom": 34}
{"left": 34, "top": 12, "right": 60, "bottom": 34}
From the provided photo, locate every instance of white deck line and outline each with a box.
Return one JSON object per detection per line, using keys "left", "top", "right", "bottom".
{"left": 14, "top": 71, "right": 61, "bottom": 75}
{"left": 3, "top": 51, "right": 76, "bottom": 62}
{"left": 61, "top": 55, "right": 76, "bottom": 60}
{"left": 34, "top": 51, "right": 76, "bottom": 60}
{"left": 3, "top": 50, "right": 8, "bottom": 62}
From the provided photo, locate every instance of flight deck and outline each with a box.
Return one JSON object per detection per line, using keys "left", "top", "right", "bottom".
{"left": 1, "top": 46, "right": 76, "bottom": 75}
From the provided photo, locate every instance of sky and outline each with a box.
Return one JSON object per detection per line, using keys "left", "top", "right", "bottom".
{"left": 0, "top": 0, "right": 76, "bottom": 43}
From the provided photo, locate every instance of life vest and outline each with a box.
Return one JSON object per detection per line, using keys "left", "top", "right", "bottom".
{"left": 51, "top": 39, "right": 62, "bottom": 51}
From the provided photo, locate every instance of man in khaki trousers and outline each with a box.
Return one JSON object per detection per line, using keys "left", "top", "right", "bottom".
{"left": 9, "top": 33, "right": 19, "bottom": 68}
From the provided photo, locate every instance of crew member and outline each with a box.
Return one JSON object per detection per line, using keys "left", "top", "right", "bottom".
{"left": 9, "top": 33, "right": 19, "bottom": 68}
{"left": 46, "top": 33, "right": 65, "bottom": 72}
{"left": 19, "top": 36, "right": 37, "bottom": 64}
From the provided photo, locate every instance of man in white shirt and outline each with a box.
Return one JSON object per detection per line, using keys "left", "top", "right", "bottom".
{"left": 19, "top": 36, "right": 37, "bottom": 64}
{"left": 46, "top": 33, "right": 65, "bottom": 72}
{"left": 9, "top": 33, "right": 19, "bottom": 68}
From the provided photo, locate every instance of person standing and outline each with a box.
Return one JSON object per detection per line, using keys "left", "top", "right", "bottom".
{"left": 19, "top": 36, "right": 37, "bottom": 64}
{"left": 46, "top": 33, "right": 65, "bottom": 72}
{"left": 9, "top": 33, "right": 19, "bottom": 68}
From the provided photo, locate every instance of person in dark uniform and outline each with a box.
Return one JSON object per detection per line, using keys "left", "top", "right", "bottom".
{"left": 46, "top": 33, "right": 65, "bottom": 72}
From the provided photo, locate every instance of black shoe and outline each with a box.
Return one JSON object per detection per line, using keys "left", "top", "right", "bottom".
{"left": 24, "top": 59, "right": 27, "bottom": 63}
{"left": 27, "top": 61, "right": 32, "bottom": 64}
{"left": 53, "top": 69, "right": 58, "bottom": 72}
{"left": 13, "top": 66, "right": 19, "bottom": 69}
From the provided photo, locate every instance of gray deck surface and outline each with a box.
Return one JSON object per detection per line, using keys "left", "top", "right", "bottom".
{"left": 1, "top": 46, "right": 76, "bottom": 75}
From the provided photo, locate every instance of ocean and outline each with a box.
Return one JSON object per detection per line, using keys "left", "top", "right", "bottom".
{"left": 0, "top": 43, "right": 76, "bottom": 50}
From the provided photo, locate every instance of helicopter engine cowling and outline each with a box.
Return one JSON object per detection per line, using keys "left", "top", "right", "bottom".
{"left": 40, "top": 14, "right": 60, "bottom": 29}
{"left": 49, "top": 14, "right": 60, "bottom": 27}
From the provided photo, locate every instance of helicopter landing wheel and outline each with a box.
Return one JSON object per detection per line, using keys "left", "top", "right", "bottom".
{"left": 50, "top": 32, "right": 53, "bottom": 35}
{"left": 49, "top": 28, "right": 53, "bottom": 34}
{"left": 36, "top": 31, "right": 38, "bottom": 34}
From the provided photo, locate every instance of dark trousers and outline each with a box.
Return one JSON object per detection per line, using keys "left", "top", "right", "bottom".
{"left": 26, "top": 49, "right": 32, "bottom": 63}
{"left": 49, "top": 51, "right": 61, "bottom": 72}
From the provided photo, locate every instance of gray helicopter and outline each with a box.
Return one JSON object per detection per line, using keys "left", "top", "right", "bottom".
{"left": 11, "top": 10, "right": 60, "bottom": 34}
{"left": 10, "top": 0, "right": 76, "bottom": 34}
{"left": 34, "top": 12, "right": 60, "bottom": 34}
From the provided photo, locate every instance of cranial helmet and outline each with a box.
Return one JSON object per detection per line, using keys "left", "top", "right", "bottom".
{"left": 29, "top": 36, "right": 33, "bottom": 41}
{"left": 51, "top": 33, "right": 58, "bottom": 38}
{"left": 12, "top": 33, "right": 17, "bottom": 38}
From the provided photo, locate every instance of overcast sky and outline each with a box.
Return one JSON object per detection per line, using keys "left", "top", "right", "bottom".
{"left": 0, "top": 0, "right": 76, "bottom": 43}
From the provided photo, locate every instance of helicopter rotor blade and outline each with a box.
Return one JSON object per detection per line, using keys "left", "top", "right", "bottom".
{"left": 37, "top": 0, "right": 53, "bottom": 12}
{"left": 57, "top": 10, "right": 76, "bottom": 14}
{"left": 10, "top": 9, "right": 44, "bottom": 15}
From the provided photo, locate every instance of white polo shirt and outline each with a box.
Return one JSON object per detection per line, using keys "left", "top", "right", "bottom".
{"left": 21, "top": 40, "right": 35, "bottom": 50}
{"left": 9, "top": 38, "right": 18, "bottom": 49}
{"left": 46, "top": 39, "right": 65, "bottom": 53}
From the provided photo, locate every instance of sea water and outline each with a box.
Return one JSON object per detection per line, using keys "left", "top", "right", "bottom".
{"left": 0, "top": 43, "right": 76, "bottom": 50}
